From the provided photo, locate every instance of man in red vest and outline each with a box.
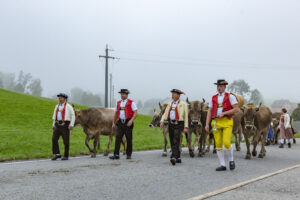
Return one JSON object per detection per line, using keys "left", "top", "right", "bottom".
{"left": 51, "top": 93, "right": 75, "bottom": 160}
{"left": 110, "top": 89, "right": 138, "bottom": 160}
{"left": 205, "top": 80, "right": 239, "bottom": 171}
{"left": 160, "top": 89, "right": 189, "bottom": 165}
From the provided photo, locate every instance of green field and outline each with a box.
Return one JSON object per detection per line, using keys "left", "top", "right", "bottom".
{"left": 0, "top": 88, "right": 166, "bottom": 161}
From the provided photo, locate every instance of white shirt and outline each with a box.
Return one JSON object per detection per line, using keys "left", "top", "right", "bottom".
{"left": 279, "top": 113, "right": 291, "bottom": 129}
{"left": 56, "top": 104, "right": 65, "bottom": 121}
{"left": 52, "top": 103, "right": 75, "bottom": 127}
{"left": 169, "top": 100, "right": 179, "bottom": 120}
{"left": 115, "top": 99, "right": 138, "bottom": 120}
{"left": 209, "top": 92, "right": 238, "bottom": 116}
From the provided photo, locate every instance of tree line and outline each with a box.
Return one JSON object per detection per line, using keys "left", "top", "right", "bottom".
{"left": 0, "top": 70, "right": 43, "bottom": 96}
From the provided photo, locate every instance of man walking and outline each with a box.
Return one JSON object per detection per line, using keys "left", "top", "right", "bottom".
{"left": 110, "top": 89, "right": 138, "bottom": 160}
{"left": 205, "top": 80, "right": 239, "bottom": 171}
{"left": 51, "top": 93, "right": 75, "bottom": 160}
{"left": 160, "top": 89, "right": 189, "bottom": 166}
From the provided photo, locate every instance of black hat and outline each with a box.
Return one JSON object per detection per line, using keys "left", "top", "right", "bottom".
{"left": 57, "top": 93, "right": 68, "bottom": 99}
{"left": 214, "top": 79, "right": 228, "bottom": 85}
{"left": 118, "top": 89, "right": 130, "bottom": 94}
{"left": 170, "top": 89, "right": 185, "bottom": 95}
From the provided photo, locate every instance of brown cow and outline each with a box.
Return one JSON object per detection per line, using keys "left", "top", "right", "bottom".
{"left": 200, "top": 100, "right": 216, "bottom": 154}
{"left": 272, "top": 112, "right": 281, "bottom": 144}
{"left": 232, "top": 110, "right": 244, "bottom": 151}
{"left": 186, "top": 98, "right": 203, "bottom": 157}
{"left": 149, "top": 102, "right": 169, "bottom": 156}
{"left": 241, "top": 104, "right": 272, "bottom": 159}
{"left": 74, "top": 107, "right": 126, "bottom": 158}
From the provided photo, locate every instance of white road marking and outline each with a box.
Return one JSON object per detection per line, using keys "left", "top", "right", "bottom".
{"left": 188, "top": 163, "right": 300, "bottom": 200}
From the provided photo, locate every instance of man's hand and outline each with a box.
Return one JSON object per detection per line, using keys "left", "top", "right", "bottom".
{"left": 127, "top": 120, "right": 133, "bottom": 127}
{"left": 68, "top": 126, "right": 73, "bottom": 131}
{"left": 217, "top": 112, "right": 225, "bottom": 118}
{"left": 205, "top": 124, "right": 210, "bottom": 133}
{"left": 183, "top": 128, "right": 188, "bottom": 133}
{"left": 160, "top": 122, "right": 164, "bottom": 129}
{"left": 52, "top": 126, "right": 56, "bottom": 131}
{"left": 112, "top": 123, "right": 116, "bottom": 129}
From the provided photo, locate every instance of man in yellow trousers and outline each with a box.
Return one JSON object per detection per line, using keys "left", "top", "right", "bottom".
{"left": 205, "top": 79, "right": 239, "bottom": 171}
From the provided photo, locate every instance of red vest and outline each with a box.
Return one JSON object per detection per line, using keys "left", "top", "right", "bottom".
{"left": 211, "top": 93, "right": 233, "bottom": 119}
{"left": 55, "top": 103, "right": 67, "bottom": 122}
{"left": 116, "top": 99, "right": 134, "bottom": 119}
{"left": 167, "top": 101, "right": 179, "bottom": 121}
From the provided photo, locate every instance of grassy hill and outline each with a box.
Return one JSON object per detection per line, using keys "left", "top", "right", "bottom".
{"left": 0, "top": 89, "right": 165, "bottom": 161}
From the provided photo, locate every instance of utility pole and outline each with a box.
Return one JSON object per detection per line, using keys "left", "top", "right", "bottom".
{"left": 99, "top": 44, "right": 118, "bottom": 108}
{"left": 109, "top": 73, "right": 112, "bottom": 107}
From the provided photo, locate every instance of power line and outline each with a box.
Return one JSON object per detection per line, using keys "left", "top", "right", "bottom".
{"left": 120, "top": 57, "right": 300, "bottom": 70}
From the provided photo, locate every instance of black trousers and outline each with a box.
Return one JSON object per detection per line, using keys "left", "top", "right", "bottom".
{"left": 52, "top": 121, "right": 70, "bottom": 157}
{"left": 114, "top": 119, "right": 133, "bottom": 156}
{"left": 169, "top": 121, "right": 184, "bottom": 159}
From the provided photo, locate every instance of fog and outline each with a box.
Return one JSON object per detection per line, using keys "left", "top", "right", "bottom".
{"left": 0, "top": 0, "right": 300, "bottom": 103}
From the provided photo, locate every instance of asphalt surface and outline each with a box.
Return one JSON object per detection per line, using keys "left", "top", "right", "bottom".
{"left": 0, "top": 139, "right": 299, "bottom": 200}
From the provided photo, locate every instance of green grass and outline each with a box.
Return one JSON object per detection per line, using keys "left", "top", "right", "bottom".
{"left": 0, "top": 88, "right": 165, "bottom": 161}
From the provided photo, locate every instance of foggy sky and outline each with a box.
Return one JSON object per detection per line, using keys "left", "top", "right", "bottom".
{"left": 0, "top": 0, "right": 300, "bottom": 103}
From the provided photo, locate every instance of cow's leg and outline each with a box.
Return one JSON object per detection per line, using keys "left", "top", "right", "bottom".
{"left": 200, "top": 130, "right": 207, "bottom": 156}
{"left": 162, "top": 128, "right": 168, "bottom": 157}
{"left": 244, "top": 133, "right": 251, "bottom": 159}
{"left": 91, "top": 134, "right": 100, "bottom": 158}
{"left": 206, "top": 132, "right": 211, "bottom": 153}
{"left": 188, "top": 130, "right": 194, "bottom": 158}
{"left": 196, "top": 130, "right": 201, "bottom": 157}
{"left": 252, "top": 131, "right": 260, "bottom": 157}
{"left": 237, "top": 129, "right": 242, "bottom": 151}
{"left": 104, "top": 135, "right": 112, "bottom": 156}
{"left": 259, "top": 129, "right": 268, "bottom": 158}
{"left": 212, "top": 134, "right": 217, "bottom": 154}
{"left": 85, "top": 135, "right": 94, "bottom": 153}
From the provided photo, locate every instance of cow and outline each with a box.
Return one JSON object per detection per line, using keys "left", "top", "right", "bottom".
{"left": 149, "top": 102, "right": 169, "bottom": 156}
{"left": 232, "top": 110, "right": 244, "bottom": 151}
{"left": 272, "top": 112, "right": 281, "bottom": 144}
{"left": 74, "top": 107, "right": 126, "bottom": 158}
{"left": 241, "top": 104, "right": 272, "bottom": 159}
{"left": 186, "top": 98, "right": 203, "bottom": 157}
{"left": 200, "top": 100, "right": 216, "bottom": 154}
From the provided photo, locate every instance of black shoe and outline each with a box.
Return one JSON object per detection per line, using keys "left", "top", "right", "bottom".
{"left": 51, "top": 155, "right": 61, "bottom": 160}
{"left": 176, "top": 158, "right": 182, "bottom": 163}
{"left": 126, "top": 155, "right": 131, "bottom": 159}
{"left": 170, "top": 158, "right": 176, "bottom": 166}
{"left": 109, "top": 155, "right": 120, "bottom": 160}
{"left": 279, "top": 144, "right": 284, "bottom": 148}
{"left": 288, "top": 143, "right": 291, "bottom": 148}
{"left": 61, "top": 157, "right": 68, "bottom": 160}
{"left": 229, "top": 161, "right": 235, "bottom": 170}
{"left": 216, "top": 166, "right": 226, "bottom": 171}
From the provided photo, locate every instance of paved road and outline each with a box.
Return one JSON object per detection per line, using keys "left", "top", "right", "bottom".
{"left": 0, "top": 140, "right": 299, "bottom": 200}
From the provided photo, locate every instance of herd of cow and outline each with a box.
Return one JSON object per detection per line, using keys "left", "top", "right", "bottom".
{"left": 72, "top": 99, "right": 292, "bottom": 160}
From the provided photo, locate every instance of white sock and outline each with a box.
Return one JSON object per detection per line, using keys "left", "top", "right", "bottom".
{"left": 280, "top": 139, "right": 285, "bottom": 144}
{"left": 288, "top": 139, "right": 292, "bottom": 143}
{"left": 227, "top": 147, "right": 234, "bottom": 162}
{"left": 217, "top": 149, "right": 225, "bottom": 167}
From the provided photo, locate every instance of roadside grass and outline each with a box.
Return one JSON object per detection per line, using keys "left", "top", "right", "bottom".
{"left": 0, "top": 89, "right": 164, "bottom": 161}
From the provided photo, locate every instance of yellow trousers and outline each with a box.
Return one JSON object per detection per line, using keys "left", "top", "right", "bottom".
{"left": 211, "top": 117, "right": 233, "bottom": 150}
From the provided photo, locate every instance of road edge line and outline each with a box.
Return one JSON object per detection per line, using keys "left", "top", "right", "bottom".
{"left": 188, "top": 163, "right": 300, "bottom": 200}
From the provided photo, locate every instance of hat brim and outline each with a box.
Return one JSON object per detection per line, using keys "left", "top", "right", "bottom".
{"left": 214, "top": 83, "right": 228, "bottom": 85}
{"left": 57, "top": 95, "right": 67, "bottom": 98}
{"left": 118, "top": 92, "right": 129, "bottom": 94}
